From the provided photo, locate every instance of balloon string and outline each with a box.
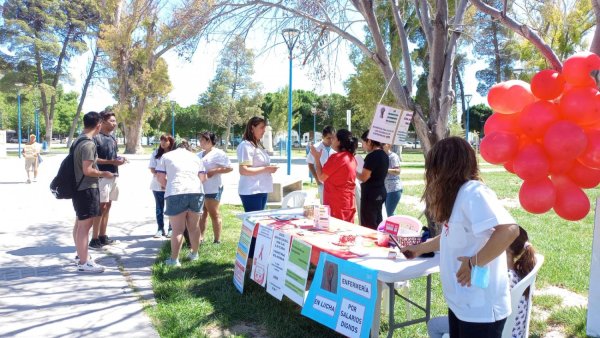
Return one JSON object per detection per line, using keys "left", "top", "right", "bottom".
{"left": 379, "top": 72, "right": 396, "bottom": 104}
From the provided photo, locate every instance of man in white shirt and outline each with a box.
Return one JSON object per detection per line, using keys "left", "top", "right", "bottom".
{"left": 306, "top": 126, "right": 335, "bottom": 203}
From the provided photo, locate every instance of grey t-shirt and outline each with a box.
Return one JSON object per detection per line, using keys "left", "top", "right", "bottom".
{"left": 73, "top": 135, "right": 99, "bottom": 190}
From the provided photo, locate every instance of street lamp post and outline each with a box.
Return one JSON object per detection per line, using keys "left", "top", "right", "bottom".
{"left": 16, "top": 83, "right": 24, "bottom": 158}
{"left": 311, "top": 104, "right": 317, "bottom": 143}
{"left": 170, "top": 101, "right": 176, "bottom": 137}
{"left": 464, "top": 94, "right": 472, "bottom": 144}
{"left": 35, "top": 107, "right": 39, "bottom": 141}
{"left": 297, "top": 114, "right": 302, "bottom": 146}
{"left": 346, "top": 109, "right": 351, "bottom": 131}
{"left": 282, "top": 27, "right": 300, "bottom": 176}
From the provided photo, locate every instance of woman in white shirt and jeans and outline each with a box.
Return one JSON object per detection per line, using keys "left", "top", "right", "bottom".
{"left": 156, "top": 140, "right": 207, "bottom": 267}
{"left": 197, "top": 131, "right": 232, "bottom": 244}
{"left": 149, "top": 134, "right": 175, "bottom": 238}
{"left": 402, "top": 137, "right": 519, "bottom": 338}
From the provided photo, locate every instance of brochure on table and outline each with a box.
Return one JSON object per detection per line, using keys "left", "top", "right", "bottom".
{"left": 266, "top": 230, "right": 292, "bottom": 300}
{"left": 282, "top": 237, "right": 313, "bottom": 305}
{"left": 367, "top": 104, "right": 413, "bottom": 145}
{"left": 251, "top": 224, "right": 274, "bottom": 287}
{"left": 233, "top": 218, "right": 258, "bottom": 293}
{"left": 301, "top": 253, "right": 378, "bottom": 338}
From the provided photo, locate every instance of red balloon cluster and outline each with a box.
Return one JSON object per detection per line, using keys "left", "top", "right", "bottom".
{"left": 481, "top": 52, "right": 600, "bottom": 221}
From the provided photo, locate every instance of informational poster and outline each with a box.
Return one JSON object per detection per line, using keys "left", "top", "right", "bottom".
{"left": 266, "top": 230, "right": 292, "bottom": 300}
{"left": 282, "top": 238, "right": 313, "bottom": 305}
{"left": 251, "top": 225, "right": 274, "bottom": 287}
{"left": 367, "top": 104, "right": 413, "bottom": 145}
{"left": 233, "top": 220, "right": 258, "bottom": 293}
{"left": 301, "top": 254, "right": 378, "bottom": 338}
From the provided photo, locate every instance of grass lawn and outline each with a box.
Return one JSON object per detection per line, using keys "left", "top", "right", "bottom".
{"left": 148, "top": 155, "right": 598, "bottom": 338}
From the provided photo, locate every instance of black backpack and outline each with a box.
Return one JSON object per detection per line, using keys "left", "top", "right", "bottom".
{"left": 50, "top": 137, "right": 91, "bottom": 199}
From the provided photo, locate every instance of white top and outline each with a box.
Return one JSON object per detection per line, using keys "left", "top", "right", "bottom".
{"left": 197, "top": 148, "right": 231, "bottom": 194}
{"left": 236, "top": 140, "right": 273, "bottom": 195}
{"left": 440, "top": 180, "right": 515, "bottom": 323}
{"left": 155, "top": 148, "right": 206, "bottom": 198}
{"left": 148, "top": 149, "right": 164, "bottom": 191}
{"left": 306, "top": 141, "right": 335, "bottom": 166}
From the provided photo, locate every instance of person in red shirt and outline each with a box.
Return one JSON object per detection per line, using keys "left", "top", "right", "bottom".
{"left": 309, "top": 129, "right": 358, "bottom": 222}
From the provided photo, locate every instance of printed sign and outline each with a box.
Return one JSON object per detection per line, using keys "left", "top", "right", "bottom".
{"left": 266, "top": 230, "right": 292, "bottom": 300}
{"left": 251, "top": 225, "right": 274, "bottom": 287}
{"left": 367, "top": 104, "right": 413, "bottom": 145}
{"left": 383, "top": 219, "right": 400, "bottom": 235}
{"left": 282, "top": 238, "right": 312, "bottom": 305}
{"left": 301, "top": 253, "right": 378, "bottom": 338}
{"left": 233, "top": 219, "right": 258, "bottom": 293}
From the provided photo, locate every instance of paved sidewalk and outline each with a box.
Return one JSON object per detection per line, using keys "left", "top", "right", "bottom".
{"left": 0, "top": 151, "right": 312, "bottom": 337}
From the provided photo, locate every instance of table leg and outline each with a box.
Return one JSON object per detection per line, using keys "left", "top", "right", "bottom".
{"left": 371, "top": 280, "right": 384, "bottom": 338}
{"left": 426, "top": 274, "right": 432, "bottom": 321}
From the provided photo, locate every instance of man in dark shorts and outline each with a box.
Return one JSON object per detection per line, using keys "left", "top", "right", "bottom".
{"left": 90, "top": 110, "right": 126, "bottom": 249}
{"left": 73, "top": 112, "right": 114, "bottom": 272}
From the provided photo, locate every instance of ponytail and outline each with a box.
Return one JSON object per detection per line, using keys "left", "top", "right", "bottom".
{"left": 513, "top": 242, "right": 537, "bottom": 297}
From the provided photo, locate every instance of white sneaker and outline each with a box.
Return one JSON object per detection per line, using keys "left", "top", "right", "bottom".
{"left": 164, "top": 258, "right": 181, "bottom": 267}
{"left": 74, "top": 254, "right": 93, "bottom": 265}
{"left": 33, "top": 178, "right": 37, "bottom": 182}
{"left": 187, "top": 252, "right": 199, "bottom": 261}
{"left": 77, "top": 260, "right": 105, "bottom": 273}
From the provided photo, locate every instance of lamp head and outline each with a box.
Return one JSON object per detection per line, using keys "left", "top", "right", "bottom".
{"left": 464, "top": 94, "right": 472, "bottom": 105}
{"left": 282, "top": 28, "right": 300, "bottom": 51}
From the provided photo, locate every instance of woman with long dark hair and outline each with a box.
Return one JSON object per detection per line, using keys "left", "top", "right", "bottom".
{"left": 357, "top": 130, "right": 389, "bottom": 229}
{"left": 309, "top": 129, "right": 358, "bottom": 223}
{"left": 402, "top": 137, "right": 519, "bottom": 338}
{"left": 149, "top": 134, "right": 175, "bottom": 237}
{"left": 237, "top": 117, "right": 278, "bottom": 212}
{"left": 197, "top": 131, "right": 232, "bottom": 243}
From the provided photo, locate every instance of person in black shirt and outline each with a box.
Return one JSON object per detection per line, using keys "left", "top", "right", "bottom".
{"left": 90, "top": 110, "right": 127, "bottom": 249}
{"left": 356, "top": 130, "right": 389, "bottom": 229}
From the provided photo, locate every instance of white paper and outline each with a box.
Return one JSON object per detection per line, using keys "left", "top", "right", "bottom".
{"left": 251, "top": 225, "right": 274, "bottom": 287}
{"left": 367, "top": 104, "right": 413, "bottom": 145}
{"left": 266, "top": 230, "right": 292, "bottom": 300}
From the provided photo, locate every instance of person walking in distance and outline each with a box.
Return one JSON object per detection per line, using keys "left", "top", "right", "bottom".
{"left": 22, "top": 134, "right": 41, "bottom": 183}
{"left": 73, "top": 111, "right": 115, "bottom": 272}
{"left": 306, "top": 126, "right": 336, "bottom": 204}
{"left": 89, "top": 110, "right": 126, "bottom": 250}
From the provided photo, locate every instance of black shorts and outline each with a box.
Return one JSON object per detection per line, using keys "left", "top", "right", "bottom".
{"left": 72, "top": 188, "right": 101, "bottom": 220}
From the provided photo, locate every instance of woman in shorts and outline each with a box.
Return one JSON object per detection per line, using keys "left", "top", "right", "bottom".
{"left": 197, "top": 131, "right": 232, "bottom": 244}
{"left": 156, "top": 140, "right": 207, "bottom": 267}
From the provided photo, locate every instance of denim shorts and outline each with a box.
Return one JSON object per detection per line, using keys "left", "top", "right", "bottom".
{"left": 165, "top": 193, "right": 204, "bottom": 216}
{"left": 205, "top": 186, "right": 224, "bottom": 202}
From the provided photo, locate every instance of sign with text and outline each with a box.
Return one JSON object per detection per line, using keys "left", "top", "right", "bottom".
{"left": 383, "top": 219, "right": 400, "bottom": 235}
{"left": 282, "top": 238, "right": 312, "bottom": 305}
{"left": 367, "top": 104, "right": 413, "bottom": 145}
{"left": 301, "top": 253, "right": 378, "bottom": 338}
{"left": 251, "top": 225, "right": 274, "bottom": 287}
{"left": 266, "top": 230, "right": 292, "bottom": 300}
{"left": 233, "top": 220, "right": 258, "bottom": 293}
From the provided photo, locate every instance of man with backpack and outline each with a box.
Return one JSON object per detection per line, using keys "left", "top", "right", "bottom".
{"left": 89, "top": 110, "right": 126, "bottom": 250}
{"left": 72, "top": 112, "right": 115, "bottom": 273}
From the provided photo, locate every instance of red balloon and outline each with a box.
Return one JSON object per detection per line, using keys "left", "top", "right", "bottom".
{"left": 578, "top": 129, "right": 600, "bottom": 169}
{"left": 549, "top": 158, "right": 575, "bottom": 175}
{"left": 504, "top": 161, "right": 515, "bottom": 174}
{"left": 484, "top": 112, "right": 521, "bottom": 136}
{"left": 519, "top": 101, "right": 559, "bottom": 139}
{"left": 543, "top": 121, "right": 587, "bottom": 159}
{"left": 552, "top": 176, "right": 591, "bottom": 221}
{"left": 519, "top": 177, "right": 556, "bottom": 214}
{"left": 480, "top": 132, "right": 520, "bottom": 164}
{"left": 558, "top": 87, "right": 600, "bottom": 126}
{"left": 567, "top": 161, "right": 600, "bottom": 189}
{"left": 513, "top": 144, "right": 550, "bottom": 181}
{"left": 487, "top": 80, "right": 537, "bottom": 115}
{"left": 530, "top": 70, "right": 565, "bottom": 100}
{"left": 562, "top": 52, "right": 600, "bottom": 87}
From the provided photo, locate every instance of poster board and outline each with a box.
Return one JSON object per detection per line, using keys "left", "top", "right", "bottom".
{"left": 233, "top": 220, "right": 258, "bottom": 293}
{"left": 587, "top": 197, "right": 600, "bottom": 336}
{"left": 301, "top": 253, "right": 378, "bottom": 338}
{"left": 251, "top": 225, "right": 274, "bottom": 287}
{"left": 367, "top": 104, "right": 413, "bottom": 145}
{"left": 266, "top": 230, "right": 292, "bottom": 300}
{"left": 282, "top": 238, "right": 313, "bottom": 305}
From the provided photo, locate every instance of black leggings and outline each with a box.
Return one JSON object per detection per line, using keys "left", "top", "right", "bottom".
{"left": 448, "top": 308, "right": 506, "bottom": 338}
{"left": 360, "top": 188, "right": 386, "bottom": 229}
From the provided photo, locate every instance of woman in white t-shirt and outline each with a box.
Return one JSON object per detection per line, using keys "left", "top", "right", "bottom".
{"left": 236, "top": 116, "right": 278, "bottom": 212}
{"left": 156, "top": 140, "right": 207, "bottom": 267}
{"left": 22, "top": 134, "right": 41, "bottom": 183}
{"left": 148, "top": 134, "right": 175, "bottom": 238}
{"left": 402, "top": 137, "right": 519, "bottom": 338}
{"left": 197, "top": 131, "right": 232, "bottom": 244}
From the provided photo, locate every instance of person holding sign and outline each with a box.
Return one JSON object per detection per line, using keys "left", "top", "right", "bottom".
{"left": 356, "top": 130, "right": 389, "bottom": 229}
{"left": 402, "top": 137, "right": 519, "bottom": 338}
{"left": 309, "top": 129, "right": 358, "bottom": 223}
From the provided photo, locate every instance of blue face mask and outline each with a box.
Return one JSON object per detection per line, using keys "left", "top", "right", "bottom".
{"left": 471, "top": 264, "right": 490, "bottom": 288}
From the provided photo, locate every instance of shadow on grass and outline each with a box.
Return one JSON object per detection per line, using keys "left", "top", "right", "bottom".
{"left": 152, "top": 254, "right": 343, "bottom": 338}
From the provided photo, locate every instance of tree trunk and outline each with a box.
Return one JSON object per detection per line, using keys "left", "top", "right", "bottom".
{"left": 223, "top": 115, "right": 232, "bottom": 151}
{"left": 124, "top": 122, "right": 143, "bottom": 154}
{"left": 67, "top": 45, "right": 100, "bottom": 147}
{"left": 48, "top": 25, "right": 73, "bottom": 148}
{"left": 34, "top": 48, "right": 51, "bottom": 146}
{"left": 591, "top": 0, "right": 600, "bottom": 55}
